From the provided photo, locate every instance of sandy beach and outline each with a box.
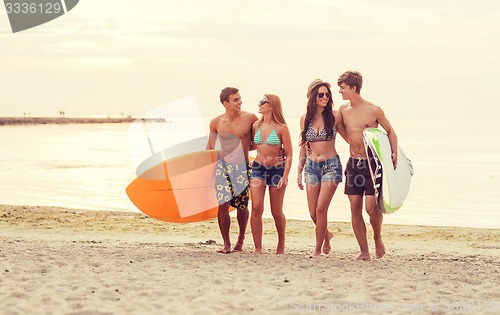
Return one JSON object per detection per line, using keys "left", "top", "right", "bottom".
{"left": 1, "top": 205, "right": 499, "bottom": 314}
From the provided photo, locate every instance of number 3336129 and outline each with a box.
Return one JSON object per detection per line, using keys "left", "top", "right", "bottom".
{"left": 5, "top": 2, "right": 62, "bottom": 14}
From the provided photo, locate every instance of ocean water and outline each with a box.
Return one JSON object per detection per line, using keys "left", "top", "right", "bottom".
{"left": 0, "top": 118, "right": 498, "bottom": 229}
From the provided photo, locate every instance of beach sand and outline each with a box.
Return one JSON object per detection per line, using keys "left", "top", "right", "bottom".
{"left": 1, "top": 205, "right": 499, "bottom": 314}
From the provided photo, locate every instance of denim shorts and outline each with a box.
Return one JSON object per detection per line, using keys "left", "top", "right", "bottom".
{"left": 304, "top": 155, "right": 343, "bottom": 184}
{"left": 250, "top": 161, "right": 285, "bottom": 187}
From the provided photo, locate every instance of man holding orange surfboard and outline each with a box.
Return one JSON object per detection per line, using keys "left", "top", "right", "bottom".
{"left": 206, "top": 87, "right": 259, "bottom": 253}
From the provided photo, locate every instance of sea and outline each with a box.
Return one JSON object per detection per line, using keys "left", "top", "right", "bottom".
{"left": 1, "top": 117, "right": 499, "bottom": 229}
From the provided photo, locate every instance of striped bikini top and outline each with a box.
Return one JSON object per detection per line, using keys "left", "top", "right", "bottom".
{"left": 305, "top": 122, "right": 335, "bottom": 142}
{"left": 254, "top": 123, "right": 281, "bottom": 146}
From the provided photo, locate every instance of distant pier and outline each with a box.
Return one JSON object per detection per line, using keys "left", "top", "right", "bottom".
{"left": 0, "top": 117, "right": 165, "bottom": 126}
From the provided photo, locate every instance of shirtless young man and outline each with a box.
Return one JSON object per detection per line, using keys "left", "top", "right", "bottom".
{"left": 206, "top": 87, "right": 258, "bottom": 253}
{"left": 337, "top": 71, "right": 398, "bottom": 260}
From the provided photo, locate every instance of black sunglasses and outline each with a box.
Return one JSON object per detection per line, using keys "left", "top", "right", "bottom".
{"left": 317, "top": 92, "right": 331, "bottom": 98}
{"left": 258, "top": 100, "right": 269, "bottom": 106}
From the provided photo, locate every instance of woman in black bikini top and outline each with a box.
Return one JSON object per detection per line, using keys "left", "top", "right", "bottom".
{"left": 297, "top": 79, "right": 344, "bottom": 257}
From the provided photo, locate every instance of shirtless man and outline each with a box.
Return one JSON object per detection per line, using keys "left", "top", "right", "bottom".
{"left": 206, "top": 87, "right": 258, "bottom": 253}
{"left": 337, "top": 71, "right": 398, "bottom": 260}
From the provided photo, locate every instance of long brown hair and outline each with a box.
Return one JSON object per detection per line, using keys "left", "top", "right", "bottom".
{"left": 299, "top": 84, "right": 335, "bottom": 145}
{"left": 260, "top": 94, "right": 287, "bottom": 126}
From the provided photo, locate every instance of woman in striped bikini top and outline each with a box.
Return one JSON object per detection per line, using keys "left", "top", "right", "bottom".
{"left": 250, "top": 94, "right": 293, "bottom": 255}
{"left": 253, "top": 122, "right": 281, "bottom": 145}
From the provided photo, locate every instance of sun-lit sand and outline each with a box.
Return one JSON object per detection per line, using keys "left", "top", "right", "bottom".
{"left": 1, "top": 205, "right": 499, "bottom": 314}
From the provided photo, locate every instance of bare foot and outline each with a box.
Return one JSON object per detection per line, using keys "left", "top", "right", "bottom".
{"left": 375, "top": 239, "right": 385, "bottom": 259}
{"left": 309, "top": 251, "right": 322, "bottom": 258}
{"left": 217, "top": 245, "right": 231, "bottom": 254}
{"left": 276, "top": 241, "right": 285, "bottom": 254}
{"left": 232, "top": 242, "right": 244, "bottom": 252}
{"left": 354, "top": 252, "right": 371, "bottom": 261}
{"left": 253, "top": 248, "right": 262, "bottom": 256}
{"left": 322, "top": 231, "right": 333, "bottom": 254}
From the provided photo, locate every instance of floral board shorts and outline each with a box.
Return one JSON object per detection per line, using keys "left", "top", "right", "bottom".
{"left": 214, "top": 160, "right": 250, "bottom": 210}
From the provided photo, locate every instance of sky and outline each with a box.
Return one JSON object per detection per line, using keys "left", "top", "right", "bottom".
{"left": 1, "top": 0, "right": 499, "bottom": 121}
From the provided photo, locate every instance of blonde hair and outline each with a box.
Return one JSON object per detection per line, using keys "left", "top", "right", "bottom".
{"left": 260, "top": 94, "right": 287, "bottom": 126}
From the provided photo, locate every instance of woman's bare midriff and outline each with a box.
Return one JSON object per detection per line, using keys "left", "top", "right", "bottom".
{"left": 254, "top": 146, "right": 283, "bottom": 167}
{"left": 308, "top": 139, "right": 338, "bottom": 162}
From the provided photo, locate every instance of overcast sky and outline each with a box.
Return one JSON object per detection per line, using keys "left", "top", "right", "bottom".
{"left": 1, "top": 0, "right": 499, "bottom": 120}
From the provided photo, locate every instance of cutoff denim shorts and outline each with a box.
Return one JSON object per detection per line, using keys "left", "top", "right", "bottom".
{"left": 304, "top": 155, "right": 343, "bottom": 184}
{"left": 250, "top": 161, "right": 284, "bottom": 187}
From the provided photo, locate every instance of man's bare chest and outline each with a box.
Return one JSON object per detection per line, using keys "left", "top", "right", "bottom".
{"left": 343, "top": 111, "right": 377, "bottom": 129}
{"left": 217, "top": 121, "right": 251, "bottom": 138}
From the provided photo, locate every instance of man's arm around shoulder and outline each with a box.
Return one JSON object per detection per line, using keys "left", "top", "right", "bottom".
{"left": 246, "top": 112, "right": 259, "bottom": 123}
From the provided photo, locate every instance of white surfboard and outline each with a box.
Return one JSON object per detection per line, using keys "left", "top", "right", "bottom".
{"left": 363, "top": 128, "right": 414, "bottom": 214}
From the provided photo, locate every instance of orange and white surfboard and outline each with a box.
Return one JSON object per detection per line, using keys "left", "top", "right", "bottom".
{"left": 126, "top": 150, "right": 234, "bottom": 223}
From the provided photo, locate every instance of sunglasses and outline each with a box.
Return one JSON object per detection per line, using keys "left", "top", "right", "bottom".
{"left": 317, "top": 92, "right": 331, "bottom": 99}
{"left": 258, "top": 100, "right": 269, "bottom": 106}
